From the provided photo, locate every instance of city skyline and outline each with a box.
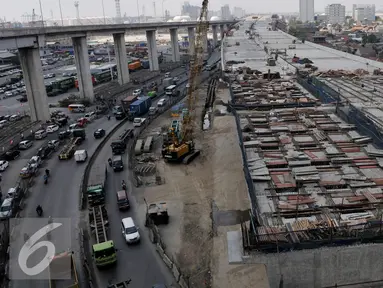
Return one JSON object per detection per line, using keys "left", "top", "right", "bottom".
{"left": 1, "top": 0, "right": 383, "bottom": 22}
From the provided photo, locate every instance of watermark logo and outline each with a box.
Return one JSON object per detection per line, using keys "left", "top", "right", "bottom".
{"left": 9, "top": 218, "right": 71, "bottom": 280}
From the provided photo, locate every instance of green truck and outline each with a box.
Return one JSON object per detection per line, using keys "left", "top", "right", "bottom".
{"left": 51, "top": 77, "right": 75, "bottom": 94}
{"left": 48, "top": 251, "right": 79, "bottom": 288}
{"left": 87, "top": 165, "right": 117, "bottom": 267}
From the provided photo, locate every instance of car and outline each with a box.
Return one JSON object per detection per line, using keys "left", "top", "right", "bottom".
{"left": 18, "top": 140, "right": 33, "bottom": 150}
{"left": 164, "top": 72, "right": 171, "bottom": 78}
{"left": 121, "top": 217, "right": 140, "bottom": 244}
{"left": 28, "top": 156, "right": 41, "bottom": 168}
{"left": 4, "top": 150, "right": 20, "bottom": 161}
{"left": 84, "top": 112, "right": 96, "bottom": 122}
{"left": 186, "top": 83, "right": 190, "bottom": 88}
{"left": 0, "top": 160, "right": 9, "bottom": 171}
{"left": 9, "top": 114, "right": 21, "bottom": 122}
{"left": 46, "top": 124, "right": 59, "bottom": 133}
{"left": 133, "top": 89, "right": 142, "bottom": 96}
{"left": 173, "top": 76, "right": 179, "bottom": 82}
{"left": 69, "top": 123, "right": 79, "bottom": 132}
{"left": 47, "top": 73, "right": 55, "bottom": 78}
{"left": 94, "top": 129, "right": 106, "bottom": 139}
{"left": 48, "top": 140, "right": 60, "bottom": 150}
{"left": 4, "top": 91, "right": 13, "bottom": 98}
{"left": 0, "top": 198, "right": 14, "bottom": 220}
{"left": 157, "top": 98, "right": 167, "bottom": 107}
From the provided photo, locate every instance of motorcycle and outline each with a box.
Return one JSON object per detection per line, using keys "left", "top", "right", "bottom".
{"left": 44, "top": 175, "right": 48, "bottom": 185}
{"left": 36, "top": 207, "right": 43, "bottom": 217}
{"left": 122, "top": 181, "right": 127, "bottom": 191}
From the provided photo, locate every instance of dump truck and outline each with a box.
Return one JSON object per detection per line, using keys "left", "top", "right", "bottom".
{"left": 48, "top": 251, "right": 79, "bottom": 288}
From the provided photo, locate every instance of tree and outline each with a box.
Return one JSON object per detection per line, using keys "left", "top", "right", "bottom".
{"left": 362, "top": 34, "right": 368, "bottom": 45}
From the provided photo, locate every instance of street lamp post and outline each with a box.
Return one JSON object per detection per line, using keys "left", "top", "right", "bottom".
{"left": 162, "top": 0, "right": 166, "bottom": 22}
{"left": 58, "top": 0, "right": 64, "bottom": 26}
{"left": 101, "top": 0, "right": 106, "bottom": 24}
{"left": 38, "top": 0, "right": 45, "bottom": 27}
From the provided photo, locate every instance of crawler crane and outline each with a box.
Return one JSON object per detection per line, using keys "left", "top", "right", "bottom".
{"left": 161, "top": 0, "right": 208, "bottom": 164}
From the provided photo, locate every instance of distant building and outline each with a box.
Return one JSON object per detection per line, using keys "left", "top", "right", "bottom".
{"left": 299, "top": 0, "right": 314, "bottom": 22}
{"left": 353, "top": 4, "right": 375, "bottom": 23}
{"left": 325, "top": 4, "right": 346, "bottom": 24}
{"left": 221, "top": 5, "right": 231, "bottom": 20}
{"left": 233, "top": 7, "right": 245, "bottom": 19}
{"left": 181, "top": 2, "right": 200, "bottom": 20}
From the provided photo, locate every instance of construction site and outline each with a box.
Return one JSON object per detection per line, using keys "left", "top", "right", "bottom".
{"left": 203, "top": 16, "right": 383, "bottom": 288}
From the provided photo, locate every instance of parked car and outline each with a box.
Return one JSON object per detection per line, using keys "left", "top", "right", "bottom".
{"left": 46, "top": 124, "right": 59, "bottom": 133}
{"left": 0, "top": 198, "right": 14, "bottom": 220}
{"left": 18, "top": 140, "right": 33, "bottom": 150}
{"left": 94, "top": 129, "right": 106, "bottom": 139}
{"left": 0, "top": 160, "right": 9, "bottom": 171}
{"left": 4, "top": 150, "right": 20, "bottom": 161}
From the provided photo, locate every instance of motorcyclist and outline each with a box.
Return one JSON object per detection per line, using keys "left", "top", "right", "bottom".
{"left": 45, "top": 169, "right": 50, "bottom": 177}
{"left": 121, "top": 180, "right": 126, "bottom": 190}
{"left": 36, "top": 205, "right": 43, "bottom": 216}
{"left": 108, "top": 158, "right": 112, "bottom": 166}
{"left": 43, "top": 174, "right": 48, "bottom": 184}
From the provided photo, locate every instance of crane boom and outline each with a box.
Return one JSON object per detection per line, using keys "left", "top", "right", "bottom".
{"left": 181, "top": 0, "right": 209, "bottom": 142}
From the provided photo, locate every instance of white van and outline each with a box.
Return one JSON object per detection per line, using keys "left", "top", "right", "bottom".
{"left": 35, "top": 129, "right": 47, "bottom": 140}
{"left": 74, "top": 150, "right": 88, "bottom": 162}
{"left": 121, "top": 217, "right": 140, "bottom": 244}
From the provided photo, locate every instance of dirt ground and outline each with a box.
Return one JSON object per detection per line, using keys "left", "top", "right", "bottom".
{"left": 133, "top": 86, "right": 269, "bottom": 288}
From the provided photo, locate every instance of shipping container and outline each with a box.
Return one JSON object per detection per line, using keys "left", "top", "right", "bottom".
{"left": 141, "top": 60, "right": 150, "bottom": 69}
{"left": 128, "top": 61, "right": 141, "bottom": 72}
{"left": 129, "top": 96, "right": 152, "bottom": 117}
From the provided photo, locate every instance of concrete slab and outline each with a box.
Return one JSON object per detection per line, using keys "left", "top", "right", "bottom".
{"left": 227, "top": 230, "right": 242, "bottom": 264}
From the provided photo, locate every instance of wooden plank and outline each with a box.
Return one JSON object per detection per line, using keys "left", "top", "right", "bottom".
{"left": 362, "top": 191, "right": 378, "bottom": 203}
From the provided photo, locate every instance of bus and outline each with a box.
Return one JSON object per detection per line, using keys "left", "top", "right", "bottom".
{"left": 165, "top": 85, "right": 177, "bottom": 96}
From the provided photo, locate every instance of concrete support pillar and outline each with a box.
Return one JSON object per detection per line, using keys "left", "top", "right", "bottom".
{"left": 187, "top": 27, "right": 195, "bottom": 55}
{"left": 72, "top": 36, "right": 94, "bottom": 101}
{"left": 220, "top": 24, "right": 225, "bottom": 40}
{"left": 146, "top": 30, "right": 159, "bottom": 71}
{"left": 212, "top": 25, "right": 218, "bottom": 47}
{"left": 170, "top": 28, "right": 180, "bottom": 62}
{"left": 18, "top": 47, "right": 50, "bottom": 122}
{"left": 113, "top": 33, "right": 130, "bottom": 85}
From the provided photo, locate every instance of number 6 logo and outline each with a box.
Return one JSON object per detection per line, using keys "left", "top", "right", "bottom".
{"left": 18, "top": 223, "right": 62, "bottom": 276}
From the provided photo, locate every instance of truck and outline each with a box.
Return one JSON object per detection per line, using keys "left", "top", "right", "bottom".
{"left": 86, "top": 165, "right": 117, "bottom": 267}
{"left": 129, "top": 97, "right": 151, "bottom": 120}
{"left": 110, "top": 128, "right": 134, "bottom": 155}
{"left": 121, "top": 95, "right": 138, "bottom": 113}
{"left": 72, "top": 128, "right": 86, "bottom": 140}
{"left": 58, "top": 138, "right": 78, "bottom": 160}
{"left": 48, "top": 251, "right": 79, "bottom": 288}
{"left": 74, "top": 150, "right": 87, "bottom": 162}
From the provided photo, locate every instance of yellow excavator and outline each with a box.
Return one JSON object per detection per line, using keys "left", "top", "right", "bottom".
{"left": 161, "top": 0, "right": 209, "bottom": 164}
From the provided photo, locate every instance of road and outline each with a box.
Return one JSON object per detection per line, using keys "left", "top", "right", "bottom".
{"left": 6, "top": 49, "right": 220, "bottom": 287}
{"left": 91, "top": 51, "right": 220, "bottom": 287}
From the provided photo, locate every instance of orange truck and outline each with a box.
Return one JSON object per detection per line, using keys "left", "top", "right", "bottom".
{"left": 128, "top": 61, "right": 141, "bottom": 72}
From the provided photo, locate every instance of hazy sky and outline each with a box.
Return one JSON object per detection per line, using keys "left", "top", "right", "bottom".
{"left": 2, "top": 0, "right": 383, "bottom": 21}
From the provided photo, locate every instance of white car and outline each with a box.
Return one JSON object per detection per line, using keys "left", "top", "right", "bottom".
{"left": 157, "top": 98, "right": 167, "bottom": 107}
{"left": 28, "top": 156, "right": 41, "bottom": 168}
{"left": 69, "top": 123, "right": 78, "bottom": 132}
{"left": 84, "top": 112, "right": 96, "bottom": 122}
{"left": 46, "top": 124, "right": 59, "bottom": 133}
{"left": 0, "top": 160, "right": 9, "bottom": 171}
{"left": 133, "top": 89, "right": 142, "bottom": 96}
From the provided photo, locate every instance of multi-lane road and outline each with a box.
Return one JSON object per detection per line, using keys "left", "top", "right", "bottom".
{"left": 5, "top": 50, "right": 220, "bottom": 288}
{"left": 91, "top": 52, "right": 220, "bottom": 287}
